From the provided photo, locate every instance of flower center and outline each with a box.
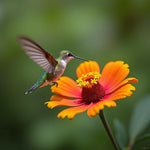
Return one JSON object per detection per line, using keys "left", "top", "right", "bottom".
{"left": 76, "top": 72, "right": 101, "bottom": 88}
{"left": 76, "top": 72, "right": 105, "bottom": 104}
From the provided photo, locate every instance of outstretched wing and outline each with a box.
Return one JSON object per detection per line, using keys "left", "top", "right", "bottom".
{"left": 18, "top": 36, "right": 58, "bottom": 73}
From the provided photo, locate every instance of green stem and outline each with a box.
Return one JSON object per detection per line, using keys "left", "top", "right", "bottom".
{"left": 99, "top": 110, "right": 119, "bottom": 150}
{"left": 128, "top": 141, "right": 134, "bottom": 150}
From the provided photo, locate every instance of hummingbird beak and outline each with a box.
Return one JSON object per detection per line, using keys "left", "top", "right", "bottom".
{"left": 73, "top": 55, "right": 88, "bottom": 61}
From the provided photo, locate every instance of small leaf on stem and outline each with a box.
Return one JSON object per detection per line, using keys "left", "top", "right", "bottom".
{"left": 129, "top": 95, "right": 150, "bottom": 143}
{"left": 114, "top": 119, "right": 128, "bottom": 149}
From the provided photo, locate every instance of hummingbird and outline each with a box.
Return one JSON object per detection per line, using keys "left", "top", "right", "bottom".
{"left": 18, "top": 36, "right": 88, "bottom": 94}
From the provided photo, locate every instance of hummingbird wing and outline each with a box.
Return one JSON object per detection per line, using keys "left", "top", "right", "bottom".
{"left": 18, "top": 36, "right": 58, "bottom": 73}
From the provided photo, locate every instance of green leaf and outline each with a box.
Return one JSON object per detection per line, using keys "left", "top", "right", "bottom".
{"left": 135, "top": 133, "right": 150, "bottom": 144}
{"left": 114, "top": 119, "right": 128, "bottom": 149}
{"left": 129, "top": 95, "right": 150, "bottom": 142}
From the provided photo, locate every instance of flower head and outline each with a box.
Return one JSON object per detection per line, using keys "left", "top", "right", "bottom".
{"left": 45, "top": 61, "right": 138, "bottom": 119}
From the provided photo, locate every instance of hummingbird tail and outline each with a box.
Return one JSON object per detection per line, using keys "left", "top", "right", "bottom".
{"left": 25, "top": 71, "right": 49, "bottom": 94}
{"left": 25, "top": 83, "right": 42, "bottom": 94}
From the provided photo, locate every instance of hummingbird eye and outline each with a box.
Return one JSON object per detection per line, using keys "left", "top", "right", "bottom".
{"left": 67, "top": 53, "right": 72, "bottom": 57}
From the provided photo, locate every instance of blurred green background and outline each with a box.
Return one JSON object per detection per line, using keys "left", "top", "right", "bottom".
{"left": 0, "top": 0, "right": 150, "bottom": 150}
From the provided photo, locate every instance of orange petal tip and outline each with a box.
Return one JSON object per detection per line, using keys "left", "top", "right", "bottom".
{"left": 76, "top": 61, "right": 100, "bottom": 78}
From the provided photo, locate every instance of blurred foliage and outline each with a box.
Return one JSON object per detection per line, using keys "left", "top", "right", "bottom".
{"left": 114, "top": 119, "right": 128, "bottom": 149}
{"left": 0, "top": 0, "right": 150, "bottom": 150}
{"left": 129, "top": 95, "right": 150, "bottom": 143}
{"left": 114, "top": 96, "right": 150, "bottom": 150}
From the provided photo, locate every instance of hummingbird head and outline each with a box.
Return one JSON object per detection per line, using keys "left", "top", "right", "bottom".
{"left": 58, "top": 50, "right": 88, "bottom": 63}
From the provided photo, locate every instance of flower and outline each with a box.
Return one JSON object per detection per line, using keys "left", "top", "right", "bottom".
{"left": 45, "top": 61, "right": 138, "bottom": 119}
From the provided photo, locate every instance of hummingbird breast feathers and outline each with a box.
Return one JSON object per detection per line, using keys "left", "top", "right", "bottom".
{"left": 52, "top": 60, "right": 66, "bottom": 80}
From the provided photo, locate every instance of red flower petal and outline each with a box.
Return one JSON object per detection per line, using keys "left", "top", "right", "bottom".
{"left": 103, "top": 84, "right": 136, "bottom": 101}
{"left": 100, "top": 61, "right": 130, "bottom": 92}
{"left": 87, "top": 101, "right": 116, "bottom": 117}
{"left": 57, "top": 103, "right": 93, "bottom": 119}
{"left": 45, "top": 95, "right": 82, "bottom": 109}
{"left": 51, "top": 76, "right": 81, "bottom": 98}
{"left": 105, "top": 77, "right": 138, "bottom": 94}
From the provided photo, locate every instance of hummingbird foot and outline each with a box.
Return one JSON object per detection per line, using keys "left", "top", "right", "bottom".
{"left": 51, "top": 81, "right": 58, "bottom": 87}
